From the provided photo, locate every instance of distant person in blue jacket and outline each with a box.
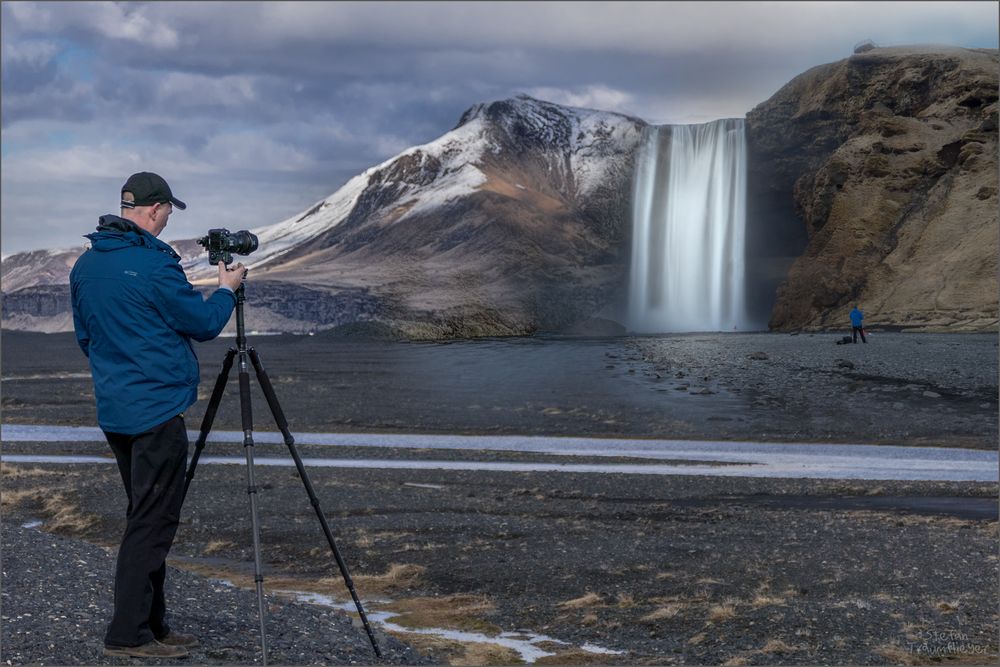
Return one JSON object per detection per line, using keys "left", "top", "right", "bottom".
{"left": 71, "top": 172, "right": 247, "bottom": 659}
{"left": 850, "top": 304, "right": 867, "bottom": 344}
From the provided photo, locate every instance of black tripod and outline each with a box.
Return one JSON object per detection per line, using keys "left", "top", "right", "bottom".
{"left": 181, "top": 283, "right": 382, "bottom": 664}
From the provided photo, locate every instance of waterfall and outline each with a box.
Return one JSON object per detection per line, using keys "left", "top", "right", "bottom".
{"left": 627, "top": 119, "right": 749, "bottom": 333}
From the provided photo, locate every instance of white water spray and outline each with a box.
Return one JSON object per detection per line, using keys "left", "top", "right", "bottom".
{"left": 628, "top": 119, "right": 749, "bottom": 332}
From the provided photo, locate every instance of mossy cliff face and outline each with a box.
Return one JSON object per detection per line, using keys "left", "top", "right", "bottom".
{"left": 747, "top": 46, "right": 998, "bottom": 332}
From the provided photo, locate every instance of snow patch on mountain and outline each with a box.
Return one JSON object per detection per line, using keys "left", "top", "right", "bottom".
{"left": 460, "top": 95, "right": 644, "bottom": 197}
{"left": 392, "top": 117, "right": 490, "bottom": 221}
{"left": 249, "top": 172, "right": 369, "bottom": 266}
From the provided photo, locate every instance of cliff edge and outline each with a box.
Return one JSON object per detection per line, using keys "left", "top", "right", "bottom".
{"left": 747, "top": 45, "right": 998, "bottom": 332}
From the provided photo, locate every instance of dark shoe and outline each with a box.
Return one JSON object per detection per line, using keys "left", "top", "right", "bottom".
{"left": 157, "top": 630, "right": 200, "bottom": 648}
{"left": 103, "top": 640, "right": 189, "bottom": 658}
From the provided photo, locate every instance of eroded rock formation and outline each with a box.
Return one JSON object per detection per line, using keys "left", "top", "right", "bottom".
{"left": 747, "top": 45, "right": 998, "bottom": 331}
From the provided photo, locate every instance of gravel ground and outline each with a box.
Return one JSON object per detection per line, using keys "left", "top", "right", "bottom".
{"left": 0, "top": 499, "right": 427, "bottom": 665}
{"left": 2, "top": 330, "right": 997, "bottom": 665}
{"left": 625, "top": 332, "right": 998, "bottom": 447}
{"left": 2, "top": 460, "right": 997, "bottom": 666}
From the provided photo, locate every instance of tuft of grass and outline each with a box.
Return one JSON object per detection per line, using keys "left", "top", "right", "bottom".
{"left": 687, "top": 632, "right": 706, "bottom": 646}
{"left": 172, "top": 560, "right": 425, "bottom": 600}
{"left": 335, "top": 563, "right": 426, "bottom": 596}
{"left": 707, "top": 600, "right": 738, "bottom": 623}
{"left": 874, "top": 643, "right": 922, "bottom": 665}
{"left": 452, "top": 642, "right": 523, "bottom": 666}
{"left": 1, "top": 488, "right": 45, "bottom": 507}
{"left": 759, "top": 639, "right": 798, "bottom": 654}
{"left": 379, "top": 595, "right": 500, "bottom": 635}
{"left": 616, "top": 594, "right": 637, "bottom": 609}
{"left": 640, "top": 605, "right": 680, "bottom": 623}
{"left": 380, "top": 632, "right": 520, "bottom": 666}
{"left": 2, "top": 482, "right": 104, "bottom": 539}
{"left": 2, "top": 464, "right": 61, "bottom": 479}
{"left": 40, "top": 493, "right": 97, "bottom": 535}
{"left": 580, "top": 613, "right": 599, "bottom": 626}
{"left": 536, "top": 649, "right": 625, "bottom": 665}
{"left": 721, "top": 656, "right": 749, "bottom": 667}
{"left": 202, "top": 540, "right": 236, "bottom": 556}
{"left": 936, "top": 600, "right": 960, "bottom": 614}
{"left": 751, "top": 593, "right": 787, "bottom": 609}
{"left": 557, "top": 592, "right": 604, "bottom": 609}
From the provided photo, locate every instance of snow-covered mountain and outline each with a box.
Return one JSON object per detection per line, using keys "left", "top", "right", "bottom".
{"left": 3, "top": 96, "right": 648, "bottom": 337}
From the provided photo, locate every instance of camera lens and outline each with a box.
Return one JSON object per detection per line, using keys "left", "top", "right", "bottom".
{"left": 231, "top": 230, "right": 259, "bottom": 255}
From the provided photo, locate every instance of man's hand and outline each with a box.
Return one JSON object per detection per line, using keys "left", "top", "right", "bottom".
{"left": 218, "top": 261, "right": 247, "bottom": 292}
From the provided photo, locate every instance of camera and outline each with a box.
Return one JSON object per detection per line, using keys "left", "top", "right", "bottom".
{"left": 198, "top": 228, "right": 259, "bottom": 265}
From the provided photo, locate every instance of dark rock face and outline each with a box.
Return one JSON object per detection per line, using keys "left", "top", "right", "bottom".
{"left": 747, "top": 46, "right": 999, "bottom": 331}
{"left": 1, "top": 285, "right": 72, "bottom": 318}
{"left": 218, "top": 281, "right": 384, "bottom": 327}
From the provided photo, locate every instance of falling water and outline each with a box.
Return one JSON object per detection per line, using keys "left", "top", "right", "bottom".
{"left": 628, "top": 119, "right": 748, "bottom": 333}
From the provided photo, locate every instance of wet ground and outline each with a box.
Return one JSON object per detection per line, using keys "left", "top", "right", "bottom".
{"left": 1, "top": 330, "right": 997, "bottom": 447}
{"left": 1, "top": 329, "right": 998, "bottom": 664}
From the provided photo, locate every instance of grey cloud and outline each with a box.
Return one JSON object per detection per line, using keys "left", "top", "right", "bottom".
{"left": 2, "top": 1, "right": 996, "bottom": 255}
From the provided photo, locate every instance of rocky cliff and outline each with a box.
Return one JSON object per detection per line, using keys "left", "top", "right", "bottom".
{"left": 747, "top": 45, "right": 998, "bottom": 332}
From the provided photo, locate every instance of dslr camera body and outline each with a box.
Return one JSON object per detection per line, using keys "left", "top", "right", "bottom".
{"left": 198, "top": 228, "right": 259, "bottom": 265}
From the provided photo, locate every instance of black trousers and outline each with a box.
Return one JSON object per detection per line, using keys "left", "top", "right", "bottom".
{"left": 852, "top": 326, "right": 867, "bottom": 343}
{"left": 103, "top": 415, "right": 188, "bottom": 647}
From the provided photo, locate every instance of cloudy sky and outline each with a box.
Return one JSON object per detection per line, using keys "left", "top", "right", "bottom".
{"left": 2, "top": 1, "right": 997, "bottom": 255}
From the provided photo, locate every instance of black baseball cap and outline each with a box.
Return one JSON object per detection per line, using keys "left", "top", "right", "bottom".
{"left": 121, "top": 172, "right": 187, "bottom": 210}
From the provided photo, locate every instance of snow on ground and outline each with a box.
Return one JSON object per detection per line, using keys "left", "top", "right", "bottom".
{"left": 3, "top": 424, "right": 996, "bottom": 482}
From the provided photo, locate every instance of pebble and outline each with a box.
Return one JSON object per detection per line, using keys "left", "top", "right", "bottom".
{"left": 1, "top": 514, "right": 428, "bottom": 665}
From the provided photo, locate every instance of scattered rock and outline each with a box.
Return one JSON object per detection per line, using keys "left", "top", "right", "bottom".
{"left": 835, "top": 359, "right": 855, "bottom": 369}
{"left": 922, "top": 390, "right": 942, "bottom": 398}
{"left": 749, "top": 352, "right": 769, "bottom": 360}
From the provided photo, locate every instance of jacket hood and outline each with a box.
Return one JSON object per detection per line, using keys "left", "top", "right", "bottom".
{"left": 85, "top": 215, "right": 180, "bottom": 259}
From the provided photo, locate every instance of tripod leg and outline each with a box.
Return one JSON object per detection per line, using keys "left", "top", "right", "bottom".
{"left": 183, "top": 348, "right": 236, "bottom": 503}
{"left": 238, "top": 350, "right": 270, "bottom": 666}
{"left": 249, "top": 347, "right": 383, "bottom": 659}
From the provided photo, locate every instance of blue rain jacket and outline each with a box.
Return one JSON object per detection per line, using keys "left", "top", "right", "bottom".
{"left": 70, "top": 215, "right": 236, "bottom": 434}
{"left": 850, "top": 307, "right": 864, "bottom": 328}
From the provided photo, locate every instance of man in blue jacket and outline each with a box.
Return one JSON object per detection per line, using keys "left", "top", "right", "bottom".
{"left": 71, "top": 172, "right": 246, "bottom": 658}
{"left": 850, "top": 304, "right": 867, "bottom": 344}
